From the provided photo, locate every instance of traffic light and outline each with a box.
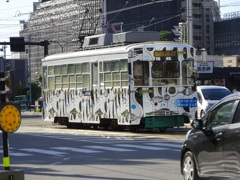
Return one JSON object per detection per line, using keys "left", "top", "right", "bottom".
{"left": 171, "top": 23, "right": 187, "bottom": 43}
{"left": 10, "top": 37, "right": 25, "bottom": 52}
{"left": 4, "top": 71, "right": 15, "bottom": 101}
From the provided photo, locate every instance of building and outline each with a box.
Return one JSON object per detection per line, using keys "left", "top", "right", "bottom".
{"left": 223, "top": 55, "right": 240, "bottom": 67}
{"left": 180, "top": 0, "right": 220, "bottom": 55}
{"left": 0, "top": 57, "right": 28, "bottom": 89}
{"left": 214, "top": 13, "right": 240, "bottom": 56}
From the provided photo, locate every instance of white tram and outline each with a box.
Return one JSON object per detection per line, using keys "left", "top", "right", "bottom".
{"left": 42, "top": 32, "right": 198, "bottom": 130}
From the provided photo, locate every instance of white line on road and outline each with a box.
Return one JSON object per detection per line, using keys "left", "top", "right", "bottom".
{"left": 115, "top": 144, "right": 168, "bottom": 150}
{"left": 145, "top": 142, "right": 182, "bottom": 148}
{"left": 51, "top": 147, "right": 101, "bottom": 153}
{"left": 83, "top": 145, "right": 136, "bottom": 152}
{"left": 20, "top": 148, "right": 68, "bottom": 156}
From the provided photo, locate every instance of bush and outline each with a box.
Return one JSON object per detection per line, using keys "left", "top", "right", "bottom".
{"left": 35, "top": 109, "right": 41, "bottom": 112}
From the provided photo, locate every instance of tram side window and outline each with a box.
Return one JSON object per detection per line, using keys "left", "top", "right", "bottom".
{"left": 120, "top": 59, "right": 129, "bottom": 87}
{"left": 76, "top": 62, "right": 90, "bottom": 89}
{"left": 92, "top": 63, "right": 98, "bottom": 88}
{"left": 134, "top": 61, "right": 149, "bottom": 86}
{"left": 68, "top": 64, "right": 75, "bottom": 88}
{"left": 48, "top": 66, "right": 55, "bottom": 89}
{"left": 100, "top": 59, "right": 128, "bottom": 88}
{"left": 182, "top": 60, "right": 195, "bottom": 85}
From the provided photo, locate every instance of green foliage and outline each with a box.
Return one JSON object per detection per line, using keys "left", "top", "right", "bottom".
{"left": 16, "top": 84, "right": 25, "bottom": 96}
{"left": 26, "top": 82, "right": 41, "bottom": 105}
{"left": 160, "top": 31, "right": 170, "bottom": 41}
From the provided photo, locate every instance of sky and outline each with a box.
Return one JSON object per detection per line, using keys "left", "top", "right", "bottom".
{"left": 0, "top": 0, "right": 239, "bottom": 57}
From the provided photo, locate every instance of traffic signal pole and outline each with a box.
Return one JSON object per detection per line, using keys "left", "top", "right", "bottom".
{"left": 0, "top": 72, "right": 10, "bottom": 170}
{"left": 0, "top": 39, "right": 49, "bottom": 57}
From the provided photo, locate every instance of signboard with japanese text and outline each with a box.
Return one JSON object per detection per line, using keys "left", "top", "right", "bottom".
{"left": 175, "top": 99, "right": 197, "bottom": 108}
{"left": 197, "top": 61, "right": 214, "bottom": 73}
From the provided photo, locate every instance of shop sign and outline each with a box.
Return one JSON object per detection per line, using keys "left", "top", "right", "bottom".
{"left": 197, "top": 61, "right": 213, "bottom": 73}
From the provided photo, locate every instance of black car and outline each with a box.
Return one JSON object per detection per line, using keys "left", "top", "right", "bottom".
{"left": 181, "top": 92, "right": 240, "bottom": 180}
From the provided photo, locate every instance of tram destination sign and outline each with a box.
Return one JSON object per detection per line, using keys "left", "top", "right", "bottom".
{"left": 154, "top": 50, "right": 177, "bottom": 57}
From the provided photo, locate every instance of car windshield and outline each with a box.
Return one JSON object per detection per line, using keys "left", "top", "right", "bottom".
{"left": 201, "top": 88, "right": 231, "bottom": 100}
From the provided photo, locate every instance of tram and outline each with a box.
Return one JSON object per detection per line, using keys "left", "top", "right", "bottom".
{"left": 42, "top": 32, "right": 198, "bottom": 131}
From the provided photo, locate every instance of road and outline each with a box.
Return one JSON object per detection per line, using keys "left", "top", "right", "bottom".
{"left": 0, "top": 114, "right": 189, "bottom": 180}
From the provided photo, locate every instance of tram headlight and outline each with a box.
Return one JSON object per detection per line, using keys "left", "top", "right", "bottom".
{"left": 164, "top": 94, "right": 170, "bottom": 101}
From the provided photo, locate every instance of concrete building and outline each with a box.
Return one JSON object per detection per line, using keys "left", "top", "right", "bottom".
{"left": 180, "top": 0, "right": 220, "bottom": 55}
{"left": 223, "top": 55, "right": 240, "bottom": 67}
{"left": 0, "top": 57, "right": 28, "bottom": 87}
{"left": 214, "top": 14, "right": 240, "bottom": 56}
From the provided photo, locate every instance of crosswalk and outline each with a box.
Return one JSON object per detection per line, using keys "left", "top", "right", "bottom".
{"left": 1, "top": 140, "right": 183, "bottom": 157}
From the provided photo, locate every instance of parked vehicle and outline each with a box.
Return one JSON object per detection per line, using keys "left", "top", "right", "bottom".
{"left": 197, "top": 85, "right": 231, "bottom": 118}
{"left": 181, "top": 92, "right": 240, "bottom": 180}
{"left": 13, "top": 95, "right": 28, "bottom": 111}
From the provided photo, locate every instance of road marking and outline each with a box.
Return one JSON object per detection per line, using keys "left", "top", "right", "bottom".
{"left": 145, "top": 142, "right": 182, "bottom": 148}
{"left": 115, "top": 144, "right": 168, "bottom": 150}
{"left": 83, "top": 145, "right": 136, "bottom": 152}
{"left": 20, "top": 148, "right": 68, "bottom": 156}
{"left": 9, "top": 152, "right": 32, "bottom": 157}
{"left": 52, "top": 147, "right": 101, "bottom": 153}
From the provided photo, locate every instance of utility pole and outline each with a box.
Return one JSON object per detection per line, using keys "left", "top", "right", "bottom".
{"left": 187, "top": 0, "right": 193, "bottom": 45}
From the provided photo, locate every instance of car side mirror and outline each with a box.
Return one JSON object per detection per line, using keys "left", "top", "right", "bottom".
{"left": 191, "top": 119, "right": 203, "bottom": 130}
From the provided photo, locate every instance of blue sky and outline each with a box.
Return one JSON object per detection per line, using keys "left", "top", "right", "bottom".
{"left": 0, "top": 0, "right": 239, "bottom": 57}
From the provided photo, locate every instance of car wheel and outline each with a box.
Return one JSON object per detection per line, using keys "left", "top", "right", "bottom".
{"left": 182, "top": 151, "right": 201, "bottom": 180}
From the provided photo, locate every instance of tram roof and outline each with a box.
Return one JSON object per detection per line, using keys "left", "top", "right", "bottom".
{"left": 42, "top": 41, "right": 193, "bottom": 63}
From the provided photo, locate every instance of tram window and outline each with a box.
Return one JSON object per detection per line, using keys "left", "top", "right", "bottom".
{"left": 104, "top": 73, "right": 111, "bottom": 81}
{"left": 182, "top": 60, "right": 194, "bottom": 78}
{"left": 55, "top": 76, "right": 61, "bottom": 89}
{"left": 120, "top": 59, "right": 128, "bottom": 71}
{"left": 93, "top": 63, "right": 98, "bottom": 88}
{"left": 76, "top": 64, "right": 82, "bottom": 73}
{"left": 61, "top": 65, "right": 68, "bottom": 75}
{"left": 133, "top": 61, "right": 149, "bottom": 86}
{"left": 69, "top": 75, "right": 75, "bottom": 82}
{"left": 113, "top": 72, "right": 120, "bottom": 87}
{"left": 62, "top": 75, "right": 68, "bottom": 83}
{"left": 112, "top": 61, "right": 120, "bottom": 71}
{"left": 48, "top": 77, "right": 55, "bottom": 89}
{"left": 104, "top": 73, "right": 112, "bottom": 87}
{"left": 99, "top": 62, "right": 103, "bottom": 72}
{"left": 122, "top": 72, "right": 128, "bottom": 80}
{"left": 100, "top": 74, "right": 104, "bottom": 87}
{"left": 69, "top": 75, "right": 75, "bottom": 88}
{"left": 152, "top": 61, "right": 179, "bottom": 78}
{"left": 48, "top": 66, "right": 54, "bottom": 75}
{"left": 121, "top": 72, "right": 128, "bottom": 87}
{"left": 82, "top": 63, "right": 90, "bottom": 73}
{"left": 56, "top": 76, "right": 61, "bottom": 84}
{"left": 83, "top": 75, "right": 90, "bottom": 88}
{"left": 76, "top": 75, "right": 83, "bottom": 88}
{"left": 54, "top": 66, "right": 60, "bottom": 75}
{"left": 113, "top": 73, "right": 120, "bottom": 80}
{"left": 104, "top": 61, "right": 111, "bottom": 72}
{"left": 68, "top": 64, "right": 75, "bottom": 74}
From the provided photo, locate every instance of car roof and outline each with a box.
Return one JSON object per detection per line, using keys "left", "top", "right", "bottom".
{"left": 207, "top": 92, "right": 240, "bottom": 111}
{"left": 197, "top": 85, "right": 229, "bottom": 90}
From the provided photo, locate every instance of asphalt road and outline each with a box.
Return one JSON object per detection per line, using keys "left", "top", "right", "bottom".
{"left": 0, "top": 114, "right": 190, "bottom": 180}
